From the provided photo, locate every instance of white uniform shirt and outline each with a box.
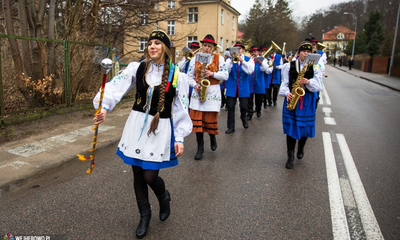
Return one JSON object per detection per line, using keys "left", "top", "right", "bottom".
{"left": 93, "top": 61, "right": 193, "bottom": 162}
{"left": 186, "top": 54, "right": 229, "bottom": 112}
{"left": 279, "top": 59, "right": 323, "bottom": 97}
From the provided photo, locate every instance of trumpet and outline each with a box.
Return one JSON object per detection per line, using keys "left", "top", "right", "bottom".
{"left": 230, "top": 47, "right": 241, "bottom": 64}
{"left": 182, "top": 46, "right": 200, "bottom": 60}
{"left": 263, "top": 41, "right": 281, "bottom": 67}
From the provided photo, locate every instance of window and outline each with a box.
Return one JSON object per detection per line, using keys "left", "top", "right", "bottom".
{"left": 221, "top": 9, "right": 224, "bottom": 25}
{"left": 232, "top": 41, "right": 234, "bottom": 47}
{"left": 155, "top": 22, "right": 158, "bottom": 30}
{"left": 139, "top": 38, "right": 148, "bottom": 52}
{"left": 343, "top": 43, "right": 347, "bottom": 49}
{"left": 188, "top": 7, "right": 198, "bottom": 23}
{"left": 140, "top": 11, "right": 148, "bottom": 25}
{"left": 168, "top": 1, "right": 176, "bottom": 9}
{"left": 232, "top": 16, "right": 235, "bottom": 30}
{"left": 337, "top": 33, "right": 344, "bottom": 39}
{"left": 226, "top": 40, "right": 229, "bottom": 50}
{"left": 187, "top": 36, "right": 198, "bottom": 47}
{"left": 155, "top": 3, "right": 158, "bottom": 10}
{"left": 220, "top": 37, "right": 224, "bottom": 52}
{"left": 168, "top": 21, "right": 175, "bottom": 35}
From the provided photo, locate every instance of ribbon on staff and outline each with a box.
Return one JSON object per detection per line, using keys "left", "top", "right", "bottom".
{"left": 77, "top": 58, "right": 113, "bottom": 174}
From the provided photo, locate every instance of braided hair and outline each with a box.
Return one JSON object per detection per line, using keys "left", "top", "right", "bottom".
{"left": 144, "top": 42, "right": 172, "bottom": 136}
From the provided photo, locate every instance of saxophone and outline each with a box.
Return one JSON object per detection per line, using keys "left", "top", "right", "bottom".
{"left": 199, "top": 62, "right": 210, "bottom": 102}
{"left": 286, "top": 62, "right": 310, "bottom": 111}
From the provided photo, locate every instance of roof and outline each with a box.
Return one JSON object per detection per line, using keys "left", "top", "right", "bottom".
{"left": 322, "top": 25, "right": 356, "bottom": 41}
{"left": 237, "top": 30, "right": 244, "bottom": 38}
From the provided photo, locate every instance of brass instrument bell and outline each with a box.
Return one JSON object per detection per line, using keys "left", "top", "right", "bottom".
{"left": 262, "top": 41, "right": 281, "bottom": 67}
{"left": 230, "top": 47, "right": 240, "bottom": 64}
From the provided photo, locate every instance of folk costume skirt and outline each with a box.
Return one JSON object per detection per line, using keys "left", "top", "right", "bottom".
{"left": 282, "top": 92, "right": 316, "bottom": 140}
{"left": 116, "top": 111, "right": 178, "bottom": 170}
{"left": 189, "top": 109, "right": 219, "bottom": 135}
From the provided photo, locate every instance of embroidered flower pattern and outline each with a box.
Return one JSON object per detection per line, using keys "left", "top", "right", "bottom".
{"left": 179, "top": 94, "right": 189, "bottom": 109}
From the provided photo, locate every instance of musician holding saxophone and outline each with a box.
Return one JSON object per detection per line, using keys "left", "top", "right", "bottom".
{"left": 187, "top": 34, "right": 229, "bottom": 160}
{"left": 278, "top": 41, "right": 323, "bottom": 169}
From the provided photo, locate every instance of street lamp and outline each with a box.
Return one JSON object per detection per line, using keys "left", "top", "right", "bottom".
{"left": 344, "top": 12, "right": 357, "bottom": 59}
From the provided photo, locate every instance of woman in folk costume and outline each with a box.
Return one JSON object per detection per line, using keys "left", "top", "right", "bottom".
{"left": 93, "top": 30, "right": 192, "bottom": 238}
{"left": 187, "top": 34, "right": 229, "bottom": 160}
{"left": 279, "top": 41, "right": 323, "bottom": 169}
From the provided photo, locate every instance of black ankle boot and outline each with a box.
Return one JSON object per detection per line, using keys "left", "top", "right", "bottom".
{"left": 157, "top": 190, "right": 171, "bottom": 221}
{"left": 210, "top": 135, "right": 217, "bottom": 151}
{"left": 136, "top": 199, "right": 151, "bottom": 239}
{"left": 297, "top": 143, "right": 305, "bottom": 160}
{"left": 194, "top": 140, "right": 204, "bottom": 160}
{"left": 285, "top": 150, "right": 294, "bottom": 169}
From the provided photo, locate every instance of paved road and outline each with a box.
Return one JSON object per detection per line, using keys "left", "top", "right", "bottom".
{"left": 1, "top": 65, "right": 400, "bottom": 239}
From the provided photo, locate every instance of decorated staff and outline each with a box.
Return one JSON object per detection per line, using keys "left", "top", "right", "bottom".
{"left": 77, "top": 58, "right": 113, "bottom": 174}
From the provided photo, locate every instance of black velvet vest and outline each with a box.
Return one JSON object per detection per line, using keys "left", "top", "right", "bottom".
{"left": 132, "top": 62, "right": 176, "bottom": 118}
{"left": 288, "top": 60, "right": 314, "bottom": 93}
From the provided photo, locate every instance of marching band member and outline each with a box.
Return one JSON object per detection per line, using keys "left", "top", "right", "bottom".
{"left": 225, "top": 42, "right": 254, "bottom": 133}
{"left": 177, "top": 41, "right": 200, "bottom": 73}
{"left": 247, "top": 46, "right": 273, "bottom": 120}
{"left": 93, "top": 30, "right": 193, "bottom": 238}
{"left": 187, "top": 34, "right": 228, "bottom": 160}
{"left": 278, "top": 41, "right": 323, "bottom": 169}
{"left": 269, "top": 49, "right": 283, "bottom": 107}
{"left": 259, "top": 46, "right": 270, "bottom": 109}
{"left": 221, "top": 48, "right": 231, "bottom": 109}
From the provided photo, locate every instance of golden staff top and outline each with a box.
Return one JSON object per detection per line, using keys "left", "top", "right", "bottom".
{"left": 77, "top": 58, "right": 113, "bottom": 174}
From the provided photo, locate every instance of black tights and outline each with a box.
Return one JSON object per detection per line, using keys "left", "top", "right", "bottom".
{"left": 196, "top": 132, "right": 214, "bottom": 145}
{"left": 132, "top": 166, "right": 165, "bottom": 200}
{"left": 286, "top": 135, "right": 308, "bottom": 151}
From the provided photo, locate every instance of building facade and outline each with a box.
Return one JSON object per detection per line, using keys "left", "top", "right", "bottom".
{"left": 123, "top": 0, "right": 240, "bottom": 63}
{"left": 321, "top": 25, "right": 356, "bottom": 58}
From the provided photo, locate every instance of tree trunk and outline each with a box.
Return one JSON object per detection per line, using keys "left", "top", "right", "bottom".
{"left": 3, "top": 0, "right": 29, "bottom": 101}
{"left": 48, "top": 0, "right": 56, "bottom": 76}
{"left": 17, "top": 0, "right": 34, "bottom": 78}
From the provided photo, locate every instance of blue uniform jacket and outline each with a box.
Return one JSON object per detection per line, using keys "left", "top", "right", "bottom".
{"left": 226, "top": 56, "right": 251, "bottom": 98}
{"left": 249, "top": 60, "right": 265, "bottom": 94}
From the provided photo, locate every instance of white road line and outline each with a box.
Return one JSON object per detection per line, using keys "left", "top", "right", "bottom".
{"left": 323, "top": 84, "right": 332, "bottom": 105}
{"left": 322, "top": 132, "right": 351, "bottom": 240}
{"left": 322, "top": 107, "right": 337, "bottom": 125}
{"left": 336, "top": 134, "right": 384, "bottom": 240}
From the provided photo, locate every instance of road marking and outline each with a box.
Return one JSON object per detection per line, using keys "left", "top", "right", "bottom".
{"left": 337, "top": 134, "right": 384, "bottom": 240}
{"left": 322, "top": 107, "right": 337, "bottom": 125}
{"left": 0, "top": 161, "right": 31, "bottom": 170}
{"left": 322, "top": 132, "right": 351, "bottom": 240}
{"left": 5, "top": 125, "right": 115, "bottom": 157}
{"left": 323, "top": 84, "right": 332, "bottom": 105}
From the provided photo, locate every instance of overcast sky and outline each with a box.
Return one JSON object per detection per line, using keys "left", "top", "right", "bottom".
{"left": 231, "top": 0, "right": 350, "bottom": 22}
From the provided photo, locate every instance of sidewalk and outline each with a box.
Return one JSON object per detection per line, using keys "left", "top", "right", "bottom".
{"left": 331, "top": 65, "right": 400, "bottom": 91}
{"left": 1, "top": 66, "right": 399, "bottom": 195}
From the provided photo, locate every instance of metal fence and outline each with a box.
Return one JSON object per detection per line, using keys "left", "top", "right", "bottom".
{"left": 0, "top": 34, "right": 120, "bottom": 121}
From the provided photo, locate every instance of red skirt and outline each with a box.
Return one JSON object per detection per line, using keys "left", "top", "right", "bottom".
{"left": 189, "top": 109, "right": 219, "bottom": 135}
